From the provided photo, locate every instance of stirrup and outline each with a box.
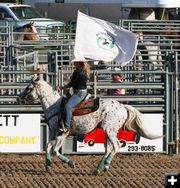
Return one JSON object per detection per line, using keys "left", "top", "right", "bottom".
{"left": 59, "top": 127, "right": 70, "bottom": 133}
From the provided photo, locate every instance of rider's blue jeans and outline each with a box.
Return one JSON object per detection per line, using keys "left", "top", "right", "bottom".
{"left": 64, "top": 89, "right": 87, "bottom": 128}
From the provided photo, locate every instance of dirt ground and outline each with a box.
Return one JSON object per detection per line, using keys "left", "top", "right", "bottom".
{"left": 0, "top": 153, "right": 180, "bottom": 188}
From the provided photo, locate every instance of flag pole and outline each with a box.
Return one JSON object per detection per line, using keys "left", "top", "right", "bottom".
{"left": 93, "top": 70, "right": 97, "bottom": 99}
{"left": 93, "top": 61, "right": 98, "bottom": 99}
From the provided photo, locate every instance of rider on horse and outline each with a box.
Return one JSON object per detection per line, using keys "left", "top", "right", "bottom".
{"left": 56, "top": 57, "right": 90, "bottom": 133}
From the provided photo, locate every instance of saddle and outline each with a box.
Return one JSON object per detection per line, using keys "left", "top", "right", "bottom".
{"left": 61, "top": 93, "right": 100, "bottom": 117}
{"left": 72, "top": 96, "right": 100, "bottom": 116}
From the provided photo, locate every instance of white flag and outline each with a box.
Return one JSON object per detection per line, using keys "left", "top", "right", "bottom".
{"left": 74, "top": 11, "right": 138, "bottom": 66}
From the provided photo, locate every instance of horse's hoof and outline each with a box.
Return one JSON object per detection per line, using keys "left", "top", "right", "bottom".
{"left": 92, "top": 169, "right": 100, "bottom": 175}
{"left": 45, "top": 165, "right": 51, "bottom": 173}
{"left": 45, "top": 158, "right": 52, "bottom": 166}
{"left": 104, "top": 166, "right": 109, "bottom": 171}
{"left": 68, "top": 160, "right": 75, "bottom": 168}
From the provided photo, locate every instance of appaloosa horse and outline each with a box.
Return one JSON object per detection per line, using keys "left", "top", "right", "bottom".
{"left": 17, "top": 75, "right": 162, "bottom": 175}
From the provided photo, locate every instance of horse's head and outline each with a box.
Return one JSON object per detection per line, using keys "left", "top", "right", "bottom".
{"left": 24, "top": 22, "right": 40, "bottom": 40}
{"left": 17, "top": 75, "right": 41, "bottom": 104}
{"left": 14, "top": 22, "right": 40, "bottom": 41}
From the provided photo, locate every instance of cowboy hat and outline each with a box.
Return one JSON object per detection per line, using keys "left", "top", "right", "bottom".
{"left": 71, "top": 57, "right": 88, "bottom": 62}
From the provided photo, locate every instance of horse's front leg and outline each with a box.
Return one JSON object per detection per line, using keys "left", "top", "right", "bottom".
{"left": 45, "top": 125, "right": 58, "bottom": 172}
{"left": 45, "top": 140, "right": 55, "bottom": 172}
{"left": 54, "top": 133, "right": 75, "bottom": 168}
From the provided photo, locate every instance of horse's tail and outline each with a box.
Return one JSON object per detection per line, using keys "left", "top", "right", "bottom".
{"left": 124, "top": 105, "right": 162, "bottom": 140}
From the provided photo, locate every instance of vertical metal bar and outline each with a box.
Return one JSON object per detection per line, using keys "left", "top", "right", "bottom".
{"left": 170, "top": 68, "right": 174, "bottom": 142}
{"left": 55, "top": 51, "right": 58, "bottom": 87}
{"left": 174, "top": 52, "right": 179, "bottom": 154}
{"left": 59, "top": 51, "right": 64, "bottom": 95}
{"left": 165, "top": 59, "right": 170, "bottom": 154}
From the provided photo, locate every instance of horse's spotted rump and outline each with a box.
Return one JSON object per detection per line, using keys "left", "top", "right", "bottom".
{"left": 72, "top": 99, "right": 129, "bottom": 134}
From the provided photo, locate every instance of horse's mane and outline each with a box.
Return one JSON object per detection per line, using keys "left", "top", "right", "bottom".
{"left": 39, "top": 80, "right": 63, "bottom": 120}
{"left": 39, "top": 80, "right": 54, "bottom": 95}
{"left": 38, "top": 79, "right": 62, "bottom": 101}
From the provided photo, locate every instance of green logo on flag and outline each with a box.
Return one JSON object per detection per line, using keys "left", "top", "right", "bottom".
{"left": 97, "top": 33, "right": 115, "bottom": 50}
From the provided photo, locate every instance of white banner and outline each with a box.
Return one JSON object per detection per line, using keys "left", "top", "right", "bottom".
{"left": 74, "top": 11, "right": 138, "bottom": 66}
{"left": 0, "top": 114, "right": 41, "bottom": 153}
{"left": 77, "top": 114, "right": 163, "bottom": 153}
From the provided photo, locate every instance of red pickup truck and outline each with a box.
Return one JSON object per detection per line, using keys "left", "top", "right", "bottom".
{"left": 83, "top": 128, "right": 140, "bottom": 147}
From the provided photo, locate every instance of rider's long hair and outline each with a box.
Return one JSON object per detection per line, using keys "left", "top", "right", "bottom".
{"left": 77, "top": 61, "right": 90, "bottom": 79}
{"left": 82, "top": 61, "right": 90, "bottom": 79}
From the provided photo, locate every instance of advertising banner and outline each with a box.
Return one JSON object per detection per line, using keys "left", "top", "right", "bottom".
{"left": 0, "top": 114, "right": 41, "bottom": 153}
{"left": 77, "top": 114, "right": 163, "bottom": 153}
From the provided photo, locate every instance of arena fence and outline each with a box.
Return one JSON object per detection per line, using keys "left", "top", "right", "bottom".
{"left": 0, "top": 20, "right": 179, "bottom": 154}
